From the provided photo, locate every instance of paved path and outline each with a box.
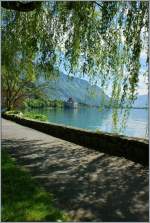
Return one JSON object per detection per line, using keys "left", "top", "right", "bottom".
{"left": 2, "top": 119, "right": 149, "bottom": 222}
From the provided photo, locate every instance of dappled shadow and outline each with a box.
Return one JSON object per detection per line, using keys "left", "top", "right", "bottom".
{"left": 2, "top": 137, "right": 148, "bottom": 222}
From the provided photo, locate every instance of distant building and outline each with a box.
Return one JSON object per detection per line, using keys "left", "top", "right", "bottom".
{"left": 64, "top": 97, "right": 78, "bottom": 108}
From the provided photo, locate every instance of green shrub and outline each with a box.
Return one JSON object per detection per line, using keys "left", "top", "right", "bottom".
{"left": 5, "top": 110, "right": 23, "bottom": 116}
{"left": 24, "top": 98, "right": 48, "bottom": 108}
{"left": 55, "top": 100, "right": 64, "bottom": 108}
{"left": 24, "top": 98, "right": 64, "bottom": 109}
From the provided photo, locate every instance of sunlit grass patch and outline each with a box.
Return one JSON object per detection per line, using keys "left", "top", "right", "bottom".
{"left": 5, "top": 110, "right": 47, "bottom": 122}
{"left": 2, "top": 150, "right": 69, "bottom": 222}
{"left": 23, "top": 111, "right": 48, "bottom": 122}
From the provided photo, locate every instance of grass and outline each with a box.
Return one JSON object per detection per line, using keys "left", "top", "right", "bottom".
{"left": 5, "top": 110, "right": 22, "bottom": 115}
{"left": 5, "top": 110, "right": 48, "bottom": 122}
{"left": 2, "top": 150, "right": 69, "bottom": 222}
{"left": 22, "top": 111, "right": 48, "bottom": 122}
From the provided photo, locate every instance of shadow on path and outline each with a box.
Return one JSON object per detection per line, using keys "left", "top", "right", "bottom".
{"left": 2, "top": 137, "right": 148, "bottom": 222}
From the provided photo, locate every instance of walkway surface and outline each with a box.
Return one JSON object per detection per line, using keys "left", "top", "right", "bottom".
{"left": 2, "top": 118, "right": 149, "bottom": 222}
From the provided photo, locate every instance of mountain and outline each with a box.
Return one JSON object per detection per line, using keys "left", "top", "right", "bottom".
{"left": 39, "top": 74, "right": 148, "bottom": 108}
{"left": 132, "top": 95, "right": 148, "bottom": 108}
{"left": 43, "top": 74, "right": 110, "bottom": 107}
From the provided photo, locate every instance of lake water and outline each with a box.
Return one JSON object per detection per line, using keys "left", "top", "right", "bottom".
{"left": 26, "top": 107, "right": 148, "bottom": 139}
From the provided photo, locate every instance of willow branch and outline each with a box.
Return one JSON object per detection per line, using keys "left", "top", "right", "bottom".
{"left": 94, "top": 1, "right": 103, "bottom": 8}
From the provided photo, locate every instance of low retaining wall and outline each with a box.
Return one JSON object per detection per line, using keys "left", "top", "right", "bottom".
{"left": 2, "top": 113, "right": 149, "bottom": 166}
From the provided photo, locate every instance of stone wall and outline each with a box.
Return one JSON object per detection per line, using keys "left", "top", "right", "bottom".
{"left": 2, "top": 113, "right": 149, "bottom": 166}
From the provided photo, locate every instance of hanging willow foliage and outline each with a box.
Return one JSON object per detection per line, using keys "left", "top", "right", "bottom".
{"left": 2, "top": 1, "right": 149, "bottom": 129}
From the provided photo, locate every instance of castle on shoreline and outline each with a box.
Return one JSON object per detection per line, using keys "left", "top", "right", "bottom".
{"left": 64, "top": 97, "right": 78, "bottom": 108}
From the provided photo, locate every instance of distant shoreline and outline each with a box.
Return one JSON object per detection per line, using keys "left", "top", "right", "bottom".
{"left": 26, "top": 105, "right": 148, "bottom": 110}
{"left": 24, "top": 98, "right": 148, "bottom": 110}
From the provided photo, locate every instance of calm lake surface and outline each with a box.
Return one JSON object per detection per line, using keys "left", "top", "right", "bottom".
{"left": 26, "top": 107, "right": 148, "bottom": 139}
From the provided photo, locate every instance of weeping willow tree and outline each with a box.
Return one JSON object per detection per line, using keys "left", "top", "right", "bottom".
{"left": 2, "top": 1, "right": 149, "bottom": 130}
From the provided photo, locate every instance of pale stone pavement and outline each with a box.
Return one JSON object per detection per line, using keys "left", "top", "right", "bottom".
{"left": 2, "top": 119, "right": 149, "bottom": 222}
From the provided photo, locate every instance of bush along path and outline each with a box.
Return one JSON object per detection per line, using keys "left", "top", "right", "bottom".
{"left": 1, "top": 150, "right": 70, "bottom": 222}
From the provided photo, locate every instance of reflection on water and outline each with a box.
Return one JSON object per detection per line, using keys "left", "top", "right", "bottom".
{"left": 26, "top": 107, "right": 148, "bottom": 139}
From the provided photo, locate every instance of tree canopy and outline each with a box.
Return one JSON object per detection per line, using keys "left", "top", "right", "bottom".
{"left": 2, "top": 1, "right": 149, "bottom": 109}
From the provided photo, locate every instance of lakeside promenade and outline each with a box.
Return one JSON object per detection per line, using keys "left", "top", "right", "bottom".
{"left": 2, "top": 118, "right": 149, "bottom": 222}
